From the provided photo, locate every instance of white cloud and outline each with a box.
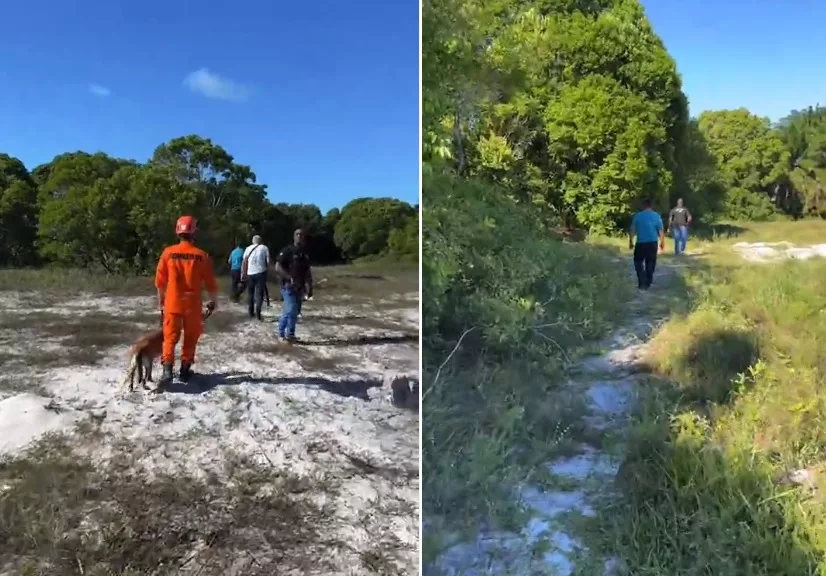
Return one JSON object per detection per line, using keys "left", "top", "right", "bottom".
{"left": 183, "top": 68, "right": 250, "bottom": 102}
{"left": 88, "top": 84, "right": 111, "bottom": 97}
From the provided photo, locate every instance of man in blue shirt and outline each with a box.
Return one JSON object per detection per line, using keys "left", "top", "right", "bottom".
{"left": 629, "top": 198, "right": 665, "bottom": 290}
{"left": 227, "top": 241, "right": 245, "bottom": 303}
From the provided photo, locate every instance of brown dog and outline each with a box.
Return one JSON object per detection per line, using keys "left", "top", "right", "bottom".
{"left": 119, "top": 304, "right": 215, "bottom": 393}
{"left": 120, "top": 328, "right": 164, "bottom": 393}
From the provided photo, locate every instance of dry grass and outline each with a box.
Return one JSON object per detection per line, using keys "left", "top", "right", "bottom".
{"left": 0, "top": 310, "right": 246, "bottom": 375}
{"left": 0, "top": 260, "right": 417, "bottom": 301}
{"left": 0, "top": 312, "right": 154, "bottom": 370}
{"left": 0, "top": 269, "right": 156, "bottom": 296}
{"left": 0, "top": 431, "right": 415, "bottom": 576}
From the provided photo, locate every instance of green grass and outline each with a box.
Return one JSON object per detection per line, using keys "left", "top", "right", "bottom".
{"left": 422, "top": 173, "right": 649, "bottom": 565}
{"left": 591, "top": 219, "right": 826, "bottom": 575}
{"left": 422, "top": 237, "right": 637, "bottom": 561}
{"left": 425, "top": 212, "right": 826, "bottom": 572}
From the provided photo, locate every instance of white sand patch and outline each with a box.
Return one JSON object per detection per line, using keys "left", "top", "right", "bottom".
{"left": 399, "top": 307, "right": 421, "bottom": 329}
{"left": 0, "top": 291, "right": 420, "bottom": 574}
{"left": 733, "top": 241, "right": 826, "bottom": 262}
{"left": 0, "top": 393, "right": 82, "bottom": 456}
{"left": 0, "top": 292, "right": 156, "bottom": 314}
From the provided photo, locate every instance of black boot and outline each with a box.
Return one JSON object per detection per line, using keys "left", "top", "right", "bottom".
{"left": 159, "top": 363, "right": 174, "bottom": 388}
{"left": 179, "top": 362, "right": 194, "bottom": 383}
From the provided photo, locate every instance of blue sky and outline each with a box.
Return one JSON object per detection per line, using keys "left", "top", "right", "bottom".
{"left": 642, "top": 0, "right": 825, "bottom": 123}
{"left": 0, "top": 0, "right": 419, "bottom": 213}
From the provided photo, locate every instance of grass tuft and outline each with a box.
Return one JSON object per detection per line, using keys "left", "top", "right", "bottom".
{"left": 596, "top": 224, "right": 826, "bottom": 575}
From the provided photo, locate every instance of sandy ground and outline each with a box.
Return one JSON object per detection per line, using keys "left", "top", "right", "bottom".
{"left": 732, "top": 241, "right": 826, "bottom": 262}
{"left": 0, "top": 283, "right": 420, "bottom": 575}
{"left": 428, "top": 265, "right": 679, "bottom": 576}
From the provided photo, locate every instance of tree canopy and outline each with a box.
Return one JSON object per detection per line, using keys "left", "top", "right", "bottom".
{"left": 423, "top": 0, "right": 826, "bottom": 229}
{"left": 0, "top": 136, "right": 418, "bottom": 271}
{"left": 424, "top": 0, "right": 689, "bottom": 232}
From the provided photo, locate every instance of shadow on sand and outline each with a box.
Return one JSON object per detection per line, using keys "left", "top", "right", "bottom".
{"left": 299, "top": 334, "right": 418, "bottom": 347}
{"left": 159, "top": 372, "right": 383, "bottom": 400}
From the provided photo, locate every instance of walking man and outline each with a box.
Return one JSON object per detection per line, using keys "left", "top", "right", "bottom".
{"left": 275, "top": 228, "right": 313, "bottom": 343}
{"left": 227, "top": 240, "right": 245, "bottom": 303}
{"left": 667, "top": 198, "right": 693, "bottom": 256}
{"left": 242, "top": 235, "right": 270, "bottom": 321}
{"left": 629, "top": 199, "right": 665, "bottom": 290}
{"left": 155, "top": 215, "right": 218, "bottom": 387}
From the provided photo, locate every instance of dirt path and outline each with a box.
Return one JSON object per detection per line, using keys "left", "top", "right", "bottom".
{"left": 0, "top": 288, "right": 420, "bottom": 575}
{"left": 431, "top": 260, "right": 684, "bottom": 575}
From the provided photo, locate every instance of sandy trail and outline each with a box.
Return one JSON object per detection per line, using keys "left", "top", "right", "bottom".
{"left": 0, "top": 287, "right": 420, "bottom": 575}
{"left": 429, "top": 264, "right": 680, "bottom": 575}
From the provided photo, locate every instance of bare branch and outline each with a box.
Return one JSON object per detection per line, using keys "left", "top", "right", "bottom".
{"left": 422, "top": 326, "right": 476, "bottom": 403}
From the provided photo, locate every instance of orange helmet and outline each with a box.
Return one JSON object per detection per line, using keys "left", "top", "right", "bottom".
{"left": 175, "top": 215, "right": 197, "bottom": 235}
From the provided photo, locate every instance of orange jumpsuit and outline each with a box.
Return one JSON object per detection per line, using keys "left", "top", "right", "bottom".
{"left": 154, "top": 240, "right": 218, "bottom": 365}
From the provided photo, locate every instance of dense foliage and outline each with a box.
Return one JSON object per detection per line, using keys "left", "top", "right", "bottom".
{"left": 422, "top": 0, "right": 648, "bottom": 540}
{"left": 424, "top": 0, "right": 826, "bottom": 229}
{"left": 422, "top": 0, "right": 693, "bottom": 358}
{"left": 0, "top": 136, "right": 418, "bottom": 271}
{"left": 424, "top": 0, "right": 689, "bottom": 232}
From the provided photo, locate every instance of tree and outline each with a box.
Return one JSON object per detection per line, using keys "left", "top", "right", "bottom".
{"left": 424, "top": 0, "right": 689, "bottom": 232}
{"left": 671, "top": 119, "right": 727, "bottom": 219}
{"left": 334, "top": 198, "right": 417, "bottom": 260}
{"left": 150, "top": 135, "right": 268, "bottom": 257}
{"left": 124, "top": 165, "right": 200, "bottom": 272}
{"left": 387, "top": 214, "right": 419, "bottom": 260}
{"left": 37, "top": 152, "right": 133, "bottom": 204}
{"left": 313, "top": 208, "right": 344, "bottom": 263}
{"left": 248, "top": 203, "right": 293, "bottom": 262}
{"left": 696, "top": 109, "right": 788, "bottom": 220}
{"left": 775, "top": 106, "right": 826, "bottom": 216}
{"left": 274, "top": 203, "right": 324, "bottom": 235}
{"left": 37, "top": 152, "right": 135, "bottom": 268}
{"left": 1, "top": 135, "right": 414, "bottom": 273}
{"left": 0, "top": 154, "right": 39, "bottom": 267}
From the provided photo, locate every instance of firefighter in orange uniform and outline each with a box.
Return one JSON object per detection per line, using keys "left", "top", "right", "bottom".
{"left": 155, "top": 215, "right": 219, "bottom": 386}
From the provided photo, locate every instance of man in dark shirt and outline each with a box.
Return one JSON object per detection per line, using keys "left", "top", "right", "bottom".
{"left": 667, "top": 198, "right": 693, "bottom": 256}
{"left": 275, "top": 228, "right": 313, "bottom": 343}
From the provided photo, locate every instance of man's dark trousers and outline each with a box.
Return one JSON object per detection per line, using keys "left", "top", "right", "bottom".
{"left": 634, "top": 242, "right": 658, "bottom": 289}
{"left": 247, "top": 272, "right": 267, "bottom": 319}
{"left": 230, "top": 269, "right": 243, "bottom": 302}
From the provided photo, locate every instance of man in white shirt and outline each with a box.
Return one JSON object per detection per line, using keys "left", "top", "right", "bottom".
{"left": 242, "top": 235, "right": 270, "bottom": 321}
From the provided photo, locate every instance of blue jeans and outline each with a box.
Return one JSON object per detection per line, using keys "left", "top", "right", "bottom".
{"left": 278, "top": 286, "right": 299, "bottom": 338}
{"left": 673, "top": 225, "right": 688, "bottom": 255}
